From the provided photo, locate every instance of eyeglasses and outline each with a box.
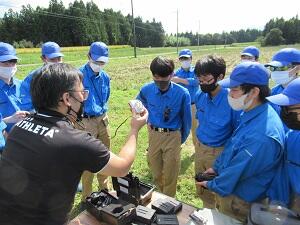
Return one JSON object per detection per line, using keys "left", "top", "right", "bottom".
{"left": 68, "top": 89, "right": 89, "bottom": 100}
{"left": 268, "top": 65, "right": 293, "bottom": 72}
{"left": 0, "top": 59, "right": 17, "bottom": 65}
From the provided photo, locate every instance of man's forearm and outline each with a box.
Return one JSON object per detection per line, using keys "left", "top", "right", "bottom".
{"left": 118, "top": 129, "right": 139, "bottom": 166}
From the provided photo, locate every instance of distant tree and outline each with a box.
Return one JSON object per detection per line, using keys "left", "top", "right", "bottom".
{"left": 0, "top": 9, "right": 19, "bottom": 42}
{"left": 262, "top": 28, "right": 285, "bottom": 46}
{"left": 263, "top": 16, "right": 300, "bottom": 45}
{"left": 68, "top": 0, "right": 90, "bottom": 46}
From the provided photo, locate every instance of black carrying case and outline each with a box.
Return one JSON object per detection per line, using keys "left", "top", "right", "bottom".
{"left": 112, "top": 172, "right": 156, "bottom": 206}
{"left": 86, "top": 190, "right": 136, "bottom": 225}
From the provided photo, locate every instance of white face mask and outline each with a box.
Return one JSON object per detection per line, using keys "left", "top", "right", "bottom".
{"left": 241, "top": 59, "right": 254, "bottom": 63}
{"left": 271, "top": 71, "right": 294, "bottom": 85}
{"left": 89, "top": 60, "right": 104, "bottom": 73}
{"left": 228, "top": 93, "right": 253, "bottom": 111}
{"left": 0, "top": 66, "right": 17, "bottom": 81}
{"left": 46, "top": 61, "right": 58, "bottom": 65}
{"left": 181, "top": 60, "right": 191, "bottom": 69}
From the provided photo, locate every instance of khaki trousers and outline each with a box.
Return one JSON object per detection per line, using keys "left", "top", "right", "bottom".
{"left": 81, "top": 114, "right": 111, "bottom": 202}
{"left": 291, "top": 193, "right": 300, "bottom": 215}
{"left": 147, "top": 128, "right": 181, "bottom": 197}
{"left": 194, "top": 141, "right": 224, "bottom": 209}
{"left": 216, "top": 195, "right": 251, "bottom": 223}
{"left": 191, "top": 104, "right": 198, "bottom": 148}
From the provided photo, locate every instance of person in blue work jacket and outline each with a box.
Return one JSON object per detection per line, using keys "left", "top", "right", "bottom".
{"left": 20, "top": 41, "right": 64, "bottom": 111}
{"left": 194, "top": 55, "right": 240, "bottom": 209}
{"left": 240, "top": 46, "right": 260, "bottom": 62}
{"left": 79, "top": 42, "right": 111, "bottom": 205}
{"left": 137, "top": 56, "right": 192, "bottom": 197}
{"left": 266, "top": 48, "right": 300, "bottom": 96}
{"left": 0, "top": 42, "right": 29, "bottom": 132}
{"left": 173, "top": 49, "right": 199, "bottom": 149}
{"left": 0, "top": 111, "right": 30, "bottom": 154}
{"left": 0, "top": 114, "right": 6, "bottom": 154}
{"left": 196, "top": 62, "right": 285, "bottom": 223}
{"left": 265, "top": 48, "right": 300, "bottom": 116}
{"left": 267, "top": 77, "right": 300, "bottom": 215}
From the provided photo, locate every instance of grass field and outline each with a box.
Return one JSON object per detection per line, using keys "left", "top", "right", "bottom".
{"left": 14, "top": 42, "right": 300, "bottom": 218}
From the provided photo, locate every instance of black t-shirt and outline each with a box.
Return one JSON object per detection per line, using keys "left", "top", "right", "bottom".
{"left": 0, "top": 110, "right": 110, "bottom": 225}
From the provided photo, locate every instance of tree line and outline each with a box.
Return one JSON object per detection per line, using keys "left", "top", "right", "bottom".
{"left": 0, "top": 0, "right": 164, "bottom": 47}
{"left": 0, "top": 0, "right": 299, "bottom": 47}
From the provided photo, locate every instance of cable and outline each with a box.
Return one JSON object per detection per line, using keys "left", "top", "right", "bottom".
{"left": 111, "top": 116, "right": 131, "bottom": 139}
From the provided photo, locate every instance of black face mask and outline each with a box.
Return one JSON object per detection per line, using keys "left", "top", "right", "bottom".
{"left": 154, "top": 80, "right": 171, "bottom": 91}
{"left": 68, "top": 95, "right": 84, "bottom": 121}
{"left": 280, "top": 107, "right": 300, "bottom": 130}
{"left": 200, "top": 82, "right": 218, "bottom": 93}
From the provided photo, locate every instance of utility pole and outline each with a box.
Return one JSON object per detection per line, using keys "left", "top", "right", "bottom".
{"left": 131, "top": 0, "right": 137, "bottom": 58}
{"left": 197, "top": 20, "right": 200, "bottom": 50}
{"left": 176, "top": 9, "right": 179, "bottom": 54}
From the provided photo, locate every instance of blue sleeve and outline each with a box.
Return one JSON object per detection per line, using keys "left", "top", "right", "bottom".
{"left": 180, "top": 92, "right": 192, "bottom": 143}
{"left": 213, "top": 148, "right": 226, "bottom": 174}
{"left": 0, "top": 116, "right": 6, "bottom": 150}
{"left": 186, "top": 74, "right": 199, "bottom": 87}
{"left": 20, "top": 71, "right": 36, "bottom": 111}
{"left": 136, "top": 87, "right": 147, "bottom": 106}
{"left": 106, "top": 74, "right": 110, "bottom": 102}
{"left": 266, "top": 157, "right": 290, "bottom": 206}
{"left": 208, "top": 137, "right": 277, "bottom": 197}
{"left": 208, "top": 150, "right": 252, "bottom": 196}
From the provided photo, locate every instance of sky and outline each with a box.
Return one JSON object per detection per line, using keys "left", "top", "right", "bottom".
{"left": 0, "top": 0, "right": 299, "bottom": 34}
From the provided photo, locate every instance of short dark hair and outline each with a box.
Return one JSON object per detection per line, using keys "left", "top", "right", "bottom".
{"left": 240, "top": 84, "right": 270, "bottom": 103}
{"left": 194, "top": 55, "right": 226, "bottom": 78}
{"left": 31, "top": 63, "right": 83, "bottom": 111}
{"left": 150, "top": 56, "right": 174, "bottom": 77}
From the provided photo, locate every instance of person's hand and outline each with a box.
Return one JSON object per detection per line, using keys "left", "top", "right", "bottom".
{"left": 3, "top": 111, "right": 30, "bottom": 124}
{"left": 130, "top": 108, "right": 148, "bottom": 131}
{"left": 68, "top": 218, "right": 83, "bottom": 225}
{"left": 195, "top": 180, "right": 208, "bottom": 188}
{"left": 171, "top": 76, "right": 180, "bottom": 83}
{"left": 204, "top": 168, "right": 216, "bottom": 175}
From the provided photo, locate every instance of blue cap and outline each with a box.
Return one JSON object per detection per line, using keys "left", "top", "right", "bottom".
{"left": 218, "top": 62, "right": 269, "bottom": 88}
{"left": 41, "top": 42, "right": 64, "bottom": 59}
{"left": 0, "top": 42, "right": 18, "bottom": 62}
{"left": 241, "top": 46, "right": 260, "bottom": 58}
{"left": 89, "top": 42, "right": 109, "bottom": 62}
{"left": 179, "top": 49, "right": 192, "bottom": 58}
{"left": 267, "top": 78, "right": 300, "bottom": 106}
{"left": 265, "top": 48, "right": 300, "bottom": 67}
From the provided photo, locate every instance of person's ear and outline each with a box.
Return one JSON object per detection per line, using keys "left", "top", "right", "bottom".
{"left": 217, "top": 74, "right": 225, "bottom": 81}
{"left": 61, "top": 92, "right": 72, "bottom": 107}
{"left": 249, "top": 87, "right": 260, "bottom": 99}
{"left": 87, "top": 54, "right": 92, "bottom": 61}
{"left": 41, "top": 56, "right": 47, "bottom": 63}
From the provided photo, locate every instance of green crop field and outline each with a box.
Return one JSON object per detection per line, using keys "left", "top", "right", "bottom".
{"left": 14, "top": 42, "right": 300, "bottom": 218}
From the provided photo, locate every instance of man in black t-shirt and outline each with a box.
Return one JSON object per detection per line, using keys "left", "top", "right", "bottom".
{"left": 0, "top": 63, "right": 148, "bottom": 225}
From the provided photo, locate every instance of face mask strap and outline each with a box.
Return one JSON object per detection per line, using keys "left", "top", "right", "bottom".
{"left": 66, "top": 105, "right": 85, "bottom": 129}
